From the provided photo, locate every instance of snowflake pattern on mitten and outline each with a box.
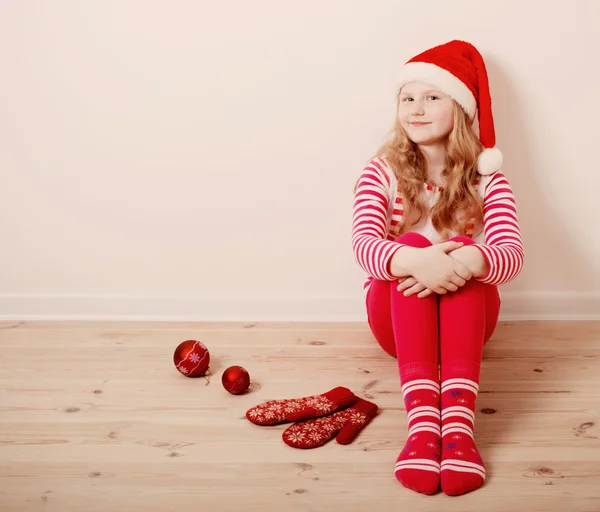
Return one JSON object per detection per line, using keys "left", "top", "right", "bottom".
{"left": 282, "top": 398, "right": 378, "bottom": 448}
{"left": 246, "top": 386, "right": 356, "bottom": 426}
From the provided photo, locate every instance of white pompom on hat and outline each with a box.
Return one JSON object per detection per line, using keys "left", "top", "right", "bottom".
{"left": 397, "top": 40, "right": 502, "bottom": 175}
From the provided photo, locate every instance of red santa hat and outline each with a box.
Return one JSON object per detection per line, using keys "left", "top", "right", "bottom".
{"left": 397, "top": 40, "right": 502, "bottom": 175}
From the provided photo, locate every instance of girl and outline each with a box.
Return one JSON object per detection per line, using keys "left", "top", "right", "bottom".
{"left": 352, "top": 40, "right": 524, "bottom": 496}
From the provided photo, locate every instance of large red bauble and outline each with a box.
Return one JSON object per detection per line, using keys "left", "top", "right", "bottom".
{"left": 221, "top": 365, "right": 250, "bottom": 394}
{"left": 173, "top": 340, "right": 210, "bottom": 377}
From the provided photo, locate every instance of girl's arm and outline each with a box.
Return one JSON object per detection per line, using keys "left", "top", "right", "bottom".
{"left": 352, "top": 158, "right": 404, "bottom": 281}
{"left": 471, "top": 171, "right": 525, "bottom": 285}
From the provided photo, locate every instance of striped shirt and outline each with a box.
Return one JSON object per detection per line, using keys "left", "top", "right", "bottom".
{"left": 352, "top": 157, "right": 524, "bottom": 292}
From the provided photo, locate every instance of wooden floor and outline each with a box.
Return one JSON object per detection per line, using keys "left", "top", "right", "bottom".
{"left": 1, "top": 320, "right": 599, "bottom": 511}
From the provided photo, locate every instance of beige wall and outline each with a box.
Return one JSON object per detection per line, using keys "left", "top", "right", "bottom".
{"left": 1, "top": 0, "right": 599, "bottom": 320}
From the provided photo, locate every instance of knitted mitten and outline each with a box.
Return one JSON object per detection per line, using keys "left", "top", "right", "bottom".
{"left": 246, "top": 386, "right": 357, "bottom": 426}
{"left": 282, "top": 398, "right": 378, "bottom": 449}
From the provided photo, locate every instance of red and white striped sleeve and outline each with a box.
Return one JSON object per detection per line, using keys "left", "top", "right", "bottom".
{"left": 473, "top": 171, "right": 524, "bottom": 285}
{"left": 352, "top": 158, "right": 402, "bottom": 281}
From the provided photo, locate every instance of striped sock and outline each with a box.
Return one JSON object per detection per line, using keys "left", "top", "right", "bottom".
{"left": 394, "top": 376, "right": 441, "bottom": 495}
{"left": 440, "top": 377, "right": 486, "bottom": 495}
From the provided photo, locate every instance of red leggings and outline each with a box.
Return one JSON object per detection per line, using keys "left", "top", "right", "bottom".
{"left": 366, "top": 232, "right": 500, "bottom": 370}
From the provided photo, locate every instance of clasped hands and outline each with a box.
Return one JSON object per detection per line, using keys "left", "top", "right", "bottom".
{"left": 391, "top": 241, "right": 486, "bottom": 299}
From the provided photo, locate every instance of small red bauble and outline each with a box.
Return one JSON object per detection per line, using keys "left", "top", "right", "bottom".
{"left": 173, "top": 340, "right": 210, "bottom": 377}
{"left": 221, "top": 365, "right": 250, "bottom": 395}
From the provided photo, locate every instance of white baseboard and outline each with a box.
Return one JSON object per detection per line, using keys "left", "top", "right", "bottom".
{"left": 0, "top": 294, "right": 365, "bottom": 322}
{"left": 0, "top": 291, "right": 598, "bottom": 322}
{"left": 494, "top": 291, "right": 600, "bottom": 321}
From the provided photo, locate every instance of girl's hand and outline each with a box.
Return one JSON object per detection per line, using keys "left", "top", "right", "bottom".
{"left": 397, "top": 276, "right": 433, "bottom": 298}
{"left": 402, "top": 241, "right": 473, "bottom": 295}
{"left": 447, "top": 245, "right": 488, "bottom": 278}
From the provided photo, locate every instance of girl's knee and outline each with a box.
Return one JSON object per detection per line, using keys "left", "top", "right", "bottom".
{"left": 394, "top": 232, "right": 432, "bottom": 248}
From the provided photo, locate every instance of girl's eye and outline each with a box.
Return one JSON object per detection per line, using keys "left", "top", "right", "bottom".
{"left": 402, "top": 97, "right": 413, "bottom": 102}
{"left": 427, "top": 95, "right": 439, "bottom": 100}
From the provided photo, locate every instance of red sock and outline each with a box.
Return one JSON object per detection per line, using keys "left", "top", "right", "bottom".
{"left": 394, "top": 363, "right": 441, "bottom": 495}
{"left": 440, "top": 365, "right": 485, "bottom": 496}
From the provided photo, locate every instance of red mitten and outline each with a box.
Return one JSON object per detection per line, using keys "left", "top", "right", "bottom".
{"left": 246, "top": 386, "right": 356, "bottom": 426}
{"left": 282, "top": 398, "right": 378, "bottom": 449}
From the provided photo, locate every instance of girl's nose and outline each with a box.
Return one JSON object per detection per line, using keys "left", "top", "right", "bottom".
{"left": 411, "top": 104, "right": 425, "bottom": 116}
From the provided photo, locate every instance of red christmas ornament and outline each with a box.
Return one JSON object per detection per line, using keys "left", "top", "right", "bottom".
{"left": 173, "top": 340, "right": 210, "bottom": 378}
{"left": 222, "top": 365, "right": 250, "bottom": 395}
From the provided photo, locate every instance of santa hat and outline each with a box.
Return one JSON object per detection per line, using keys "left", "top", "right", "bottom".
{"left": 397, "top": 40, "right": 502, "bottom": 175}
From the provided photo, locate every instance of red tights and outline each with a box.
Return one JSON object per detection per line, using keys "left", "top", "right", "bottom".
{"left": 366, "top": 232, "right": 501, "bottom": 495}
{"left": 366, "top": 232, "right": 500, "bottom": 366}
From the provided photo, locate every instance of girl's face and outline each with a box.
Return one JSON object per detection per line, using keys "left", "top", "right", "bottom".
{"left": 398, "top": 81, "right": 455, "bottom": 146}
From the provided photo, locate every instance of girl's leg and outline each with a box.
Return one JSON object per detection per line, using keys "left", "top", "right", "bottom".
{"left": 365, "top": 232, "right": 441, "bottom": 362}
{"left": 365, "top": 278, "right": 396, "bottom": 358}
{"left": 367, "top": 233, "right": 442, "bottom": 495}
{"left": 438, "top": 235, "right": 501, "bottom": 496}
{"left": 484, "top": 284, "right": 500, "bottom": 345}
